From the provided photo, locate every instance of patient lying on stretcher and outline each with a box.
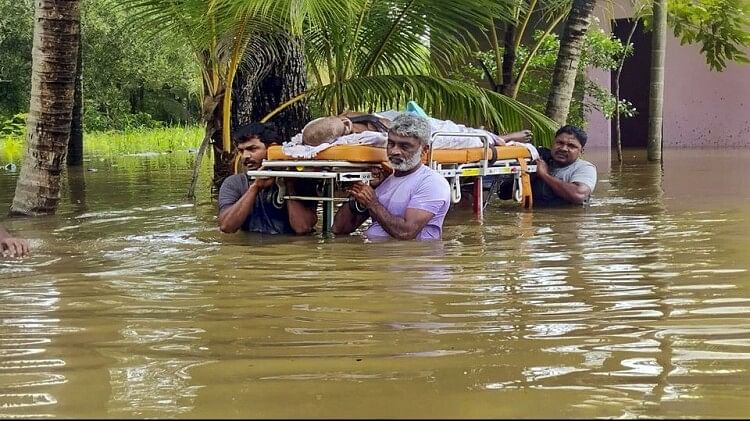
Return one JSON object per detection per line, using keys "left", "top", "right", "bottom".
{"left": 281, "top": 111, "right": 533, "bottom": 159}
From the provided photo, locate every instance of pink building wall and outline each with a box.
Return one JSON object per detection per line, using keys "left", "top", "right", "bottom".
{"left": 585, "top": 1, "right": 750, "bottom": 149}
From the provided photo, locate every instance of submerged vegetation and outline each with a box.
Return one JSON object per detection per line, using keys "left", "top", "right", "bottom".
{"left": 1, "top": 124, "right": 203, "bottom": 164}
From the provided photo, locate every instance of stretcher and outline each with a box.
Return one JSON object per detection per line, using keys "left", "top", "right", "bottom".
{"left": 428, "top": 132, "right": 537, "bottom": 218}
{"left": 247, "top": 145, "right": 384, "bottom": 233}
{"left": 246, "top": 132, "right": 536, "bottom": 234}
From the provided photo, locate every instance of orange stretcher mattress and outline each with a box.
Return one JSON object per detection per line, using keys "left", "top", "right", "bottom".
{"left": 267, "top": 145, "right": 387, "bottom": 162}
{"left": 267, "top": 144, "right": 531, "bottom": 164}
{"left": 430, "top": 145, "right": 531, "bottom": 164}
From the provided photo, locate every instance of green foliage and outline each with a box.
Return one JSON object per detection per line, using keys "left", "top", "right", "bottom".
{"left": 0, "top": 0, "right": 201, "bottom": 130}
{"left": 0, "top": 0, "right": 33, "bottom": 117}
{"left": 453, "top": 21, "right": 637, "bottom": 128}
{"left": 665, "top": 0, "right": 750, "bottom": 71}
{"left": 297, "top": 0, "right": 558, "bottom": 140}
{"left": 0, "top": 114, "right": 26, "bottom": 137}
{"left": 1, "top": 125, "right": 203, "bottom": 164}
{"left": 81, "top": 0, "right": 201, "bottom": 130}
{"left": 83, "top": 126, "right": 203, "bottom": 156}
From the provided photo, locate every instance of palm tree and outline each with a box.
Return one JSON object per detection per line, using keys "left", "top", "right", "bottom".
{"left": 544, "top": 0, "right": 597, "bottom": 125}
{"left": 258, "top": 0, "right": 559, "bottom": 138}
{"left": 124, "top": 0, "right": 560, "bottom": 194}
{"left": 647, "top": 0, "right": 667, "bottom": 162}
{"left": 481, "top": 0, "right": 569, "bottom": 99}
{"left": 11, "top": 0, "right": 82, "bottom": 215}
{"left": 121, "top": 0, "right": 353, "bottom": 194}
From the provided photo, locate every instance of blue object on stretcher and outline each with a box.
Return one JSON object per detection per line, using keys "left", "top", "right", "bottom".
{"left": 406, "top": 101, "right": 428, "bottom": 118}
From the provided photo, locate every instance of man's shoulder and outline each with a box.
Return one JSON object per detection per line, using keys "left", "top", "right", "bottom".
{"left": 221, "top": 173, "right": 249, "bottom": 190}
{"left": 420, "top": 166, "right": 451, "bottom": 196}
{"left": 574, "top": 159, "right": 596, "bottom": 170}
{"left": 556, "top": 159, "right": 596, "bottom": 174}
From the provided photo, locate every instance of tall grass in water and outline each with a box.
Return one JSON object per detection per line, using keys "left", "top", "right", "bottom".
{"left": 0, "top": 126, "right": 204, "bottom": 164}
{"left": 84, "top": 126, "right": 203, "bottom": 156}
{"left": 0, "top": 136, "right": 24, "bottom": 163}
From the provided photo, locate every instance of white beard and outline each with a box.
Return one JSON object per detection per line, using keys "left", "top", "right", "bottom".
{"left": 389, "top": 149, "right": 422, "bottom": 172}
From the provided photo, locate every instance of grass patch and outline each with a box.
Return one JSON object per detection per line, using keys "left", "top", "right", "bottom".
{"left": 85, "top": 126, "right": 204, "bottom": 156}
{"left": 0, "top": 126, "right": 204, "bottom": 163}
{"left": 0, "top": 136, "right": 24, "bottom": 163}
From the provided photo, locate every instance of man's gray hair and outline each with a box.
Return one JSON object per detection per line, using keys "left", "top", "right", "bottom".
{"left": 389, "top": 113, "right": 431, "bottom": 145}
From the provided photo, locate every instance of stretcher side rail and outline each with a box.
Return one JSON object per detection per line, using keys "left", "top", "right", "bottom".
{"left": 247, "top": 159, "right": 379, "bottom": 234}
{"left": 427, "top": 131, "right": 535, "bottom": 211}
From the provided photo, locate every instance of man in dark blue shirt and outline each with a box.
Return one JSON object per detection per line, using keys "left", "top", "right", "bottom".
{"left": 217, "top": 123, "right": 318, "bottom": 235}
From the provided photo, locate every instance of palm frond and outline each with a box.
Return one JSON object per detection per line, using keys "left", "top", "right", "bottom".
{"left": 303, "top": 74, "right": 557, "bottom": 145}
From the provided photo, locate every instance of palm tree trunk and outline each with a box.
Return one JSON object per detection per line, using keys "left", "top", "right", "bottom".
{"left": 11, "top": 0, "right": 81, "bottom": 216}
{"left": 500, "top": 23, "right": 516, "bottom": 95}
{"left": 232, "top": 36, "right": 309, "bottom": 142}
{"left": 67, "top": 32, "right": 83, "bottom": 166}
{"left": 208, "top": 35, "right": 309, "bottom": 194}
{"left": 647, "top": 0, "right": 667, "bottom": 162}
{"left": 544, "top": 0, "right": 597, "bottom": 125}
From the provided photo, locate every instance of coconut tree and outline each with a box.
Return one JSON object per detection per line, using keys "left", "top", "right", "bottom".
{"left": 479, "top": 0, "right": 570, "bottom": 98}
{"left": 544, "top": 0, "right": 597, "bottom": 125}
{"left": 647, "top": 0, "right": 667, "bottom": 162}
{"left": 11, "top": 0, "right": 81, "bottom": 215}
{"left": 121, "top": 0, "right": 353, "bottom": 194}
{"left": 133, "top": 0, "right": 561, "bottom": 135}
{"left": 255, "top": 0, "right": 559, "bottom": 138}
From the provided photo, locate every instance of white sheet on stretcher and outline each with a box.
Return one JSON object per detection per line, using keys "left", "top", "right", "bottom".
{"left": 282, "top": 131, "right": 387, "bottom": 159}
{"left": 281, "top": 119, "right": 540, "bottom": 161}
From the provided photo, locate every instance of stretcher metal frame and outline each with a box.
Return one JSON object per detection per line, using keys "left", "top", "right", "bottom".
{"left": 247, "top": 160, "right": 375, "bottom": 233}
{"left": 427, "top": 132, "right": 537, "bottom": 219}
{"left": 246, "top": 132, "right": 537, "bottom": 234}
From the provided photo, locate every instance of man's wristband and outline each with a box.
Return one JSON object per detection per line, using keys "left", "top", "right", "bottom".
{"left": 348, "top": 198, "right": 368, "bottom": 214}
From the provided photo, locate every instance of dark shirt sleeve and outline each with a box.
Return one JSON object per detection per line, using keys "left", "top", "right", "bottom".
{"left": 218, "top": 174, "right": 248, "bottom": 211}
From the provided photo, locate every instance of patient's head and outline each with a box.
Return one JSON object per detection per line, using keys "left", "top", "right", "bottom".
{"left": 302, "top": 116, "right": 353, "bottom": 146}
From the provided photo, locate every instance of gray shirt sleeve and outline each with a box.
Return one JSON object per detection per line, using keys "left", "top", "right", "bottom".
{"left": 552, "top": 159, "right": 598, "bottom": 193}
{"left": 218, "top": 174, "right": 249, "bottom": 211}
{"left": 570, "top": 160, "right": 597, "bottom": 193}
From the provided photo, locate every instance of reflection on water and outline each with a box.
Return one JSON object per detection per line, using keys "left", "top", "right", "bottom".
{"left": 1, "top": 148, "right": 750, "bottom": 418}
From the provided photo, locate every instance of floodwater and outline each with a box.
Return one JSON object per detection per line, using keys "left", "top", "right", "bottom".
{"left": 1, "top": 148, "right": 749, "bottom": 418}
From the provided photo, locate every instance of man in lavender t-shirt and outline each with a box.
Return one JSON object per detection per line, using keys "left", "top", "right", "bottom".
{"left": 332, "top": 114, "right": 451, "bottom": 241}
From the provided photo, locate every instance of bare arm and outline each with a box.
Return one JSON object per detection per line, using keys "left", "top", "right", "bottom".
{"left": 218, "top": 178, "right": 273, "bottom": 233}
{"left": 535, "top": 159, "right": 591, "bottom": 205}
{"left": 331, "top": 200, "right": 370, "bottom": 235}
{"left": 0, "top": 224, "right": 30, "bottom": 258}
{"left": 284, "top": 179, "right": 318, "bottom": 234}
{"left": 332, "top": 164, "right": 392, "bottom": 236}
{"left": 349, "top": 182, "right": 434, "bottom": 240}
{"left": 367, "top": 202, "right": 434, "bottom": 240}
{"left": 498, "top": 129, "right": 533, "bottom": 144}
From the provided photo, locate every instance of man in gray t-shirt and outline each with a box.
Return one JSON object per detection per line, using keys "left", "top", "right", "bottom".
{"left": 532, "top": 125, "right": 597, "bottom": 207}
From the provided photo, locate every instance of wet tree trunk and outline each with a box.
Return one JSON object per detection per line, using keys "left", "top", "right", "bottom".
{"left": 203, "top": 34, "right": 309, "bottom": 195}
{"left": 544, "top": 0, "right": 597, "bottom": 125}
{"left": 500, "top": 23, "right": 516, "bottom": 96}
{"left": 67, "top": 32, "right": 83, "bottom": 166}
{"left": 11, "top": 0, "right": 81, "bottom": 215}
{"left": 231, "top": 35, "right": 309, "bottom": 145}
{"left": 647, "top": 0, "right": 667, "bottom": 162}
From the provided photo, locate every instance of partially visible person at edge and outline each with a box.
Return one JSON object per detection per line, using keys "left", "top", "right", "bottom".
{"left": 217, "top": 123, "right": 318, "bottom": 235}
{"left": 1, "top": 224, "right": 30, "bottom": 258}
{"left": 331, "top": 113, "right": 451, "bottom": 241}
{"left": 529, "top": 125, "right": 597, "bottom": 206}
